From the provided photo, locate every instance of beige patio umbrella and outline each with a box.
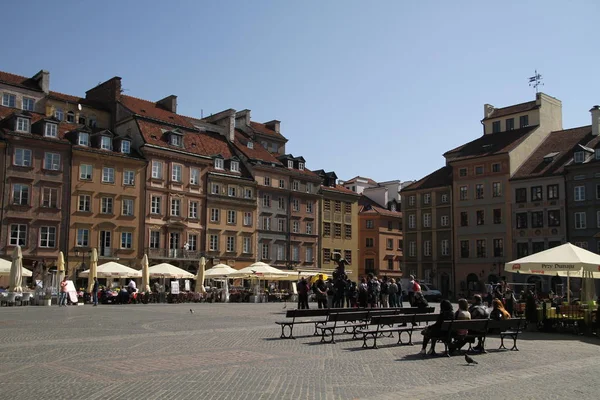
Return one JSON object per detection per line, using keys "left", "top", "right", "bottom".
{"left": 141, "top": 254, "right": 151, "bottom": 293}
{"left": 86, "top": 248, "right": 98, "bottom": 293}
{"left": 9, "top": 246, "right": 24, "bottom": 293}
{"left": 196, "top": 257, "right": 206, "bottom": 293}
{"left": 57, "top": 251, "right": 65, "bottom": 284}
{"left": 0, "top": 258, "right": 32, "bottom": 277}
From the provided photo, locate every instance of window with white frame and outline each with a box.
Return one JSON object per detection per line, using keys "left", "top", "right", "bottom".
{"left": 101, "top": 197, "right": 114, "bottom": 214}
{"left": 102, "top": 167, "right": 115, "bottom": 183}
{"left": 209, "top": 235, "right": 219, "bottom": 251}
{"left": 54, "top": 108, "right": 63, "bottom": 121}
{"left": 441, "top": 215, "right": 449, "bottom": 227}
{"left": 306, "top": 201, "right": 313, "bottom": 213}
{"left": 76, "top": 228, "right": 89, "bottom": 247}
{"left": 409, "top": 196, "right": 415, "bottom": 206}
{"left": 423, "top": 213, "right": 432, "bottom": 228}
{"left": 408, "top": 214, "right": 416, "bottom": 228}
{"left": 171, "top": 164, "right": 182, "bottom": 182}
{"left": 14, "top": 148, "right": 31, "bottom": 167}
{"left": 151, "top": 161, "right": 163, "bottom": 179}
{"left": 278, "top": 197, "right": 286, "bottom": 210}
{"left": 78, "top": 132, "right": 90, "bottom": 146}
{"left": 226, "top": 236, "right": 235, "bottom": 252}
{"left": 574, "top": 186, "right": 585, "bottom": 201}
{"left": 307, "top": 182, "right": 313, "bottom": 193}
{"left": 210, "top": 208, "right": 220, "bottom": 222}
{"left": 264, "top": 176, "right": 270, "bottom": 186}
{"left": 188, "top": 234, "right": 197, "bottom": 251}
{"left": 292, "top": 246, "right": 300, "bottom": 262}
{"left": 44, "top": 123, "right": 58, "bottom": 138}
{"left": 214, "top": 158, "right": 224, "bottom": 170}
{"left": 441, "top": 194, "right": 449, "bottom": 203}
{"left": 306, "top": 247, "right": 313, "bottom": 262}
{"left": 122, "top": 198, "right": 134, "bottom": 216}
{"left": 189, "top": 201, "right": 198, "bottom": 219}
{"left": 244, "top": 188, "right": 253, "bottom": 198}
{"left": 424, "top": 241, "right": 432, "bottom": 256}
{"left": 279, "top": 179, "right": 285, "bottom": 189}
{"left": 150, "top": 196, "right": 162, "bottom": 214}
{"left": 123, "top": 170, "right": 135, "bottom": 186}
{"left": 100, "top": 136, "right": 112, "bottom": 150}
{"left": 575, "top": 241, "right": 588, "bottom": 250}
{"left": 190, "top": 168, "right": 199, "bottom": 185}
{"left": 243, "top": 212, "right": 252, "bottom": 226}
{"left": 227, "top": 210, "right": 236, "bottom": 224}
{"left": 261, "top": 243, "right": 270, "bottom": 260}
{"left": 574, "top": 151, "right": 585, "bottom": 163}
{"left": 44, "top": 152, "right": 60, "bottom": 170}
{"left": 247, "top": 141, "right": 254, "bottom": 149}
{"left": 278, "top": 218, "right": 286, "bottom": 232}
{"left": 292, "top": 180, "right": 300, "bottom": 191}
{"left": 121, "top": 232, "right": 133, "bottom": 249}
{"left": 441, "top": 239, "right": 449, "bottom": 256}
{"left": 409, "top": 241, "right": 416, "bottom": 257}
{"left": 262, "top": 217, "right": 271, "bottom": 230}
{"left": 170, "top": 198, "right": 181, "bottom": 216}
{"left": 230, "top": 160, "right": 239, "bottom": 172}
{"left": 12, "top": 184, "right": 29, "bottom": 205}
{"left": 149, "top": 231, "right": 160, "bottom": 249}
{"left": 292, "top": 221, "right": 299, "bottom": 233}
{"left": 79, "top": 164, "right": 92, "bottom": 180}
{"left": 66, "top": 111, "right": 75, "bottom": 123}
{"left": 78, "top": 195, "right": 91, "bottom": 212}
{"left": 41, "top": 187, "right": 58, "bottom": 208}
{"left": 292, "top": 198, "right": 300, "bottom": 211}
{"left": 287, "top": 160, "right": 294, "bottom": 168}
{"left": 121, "top": 140, "right": 131, "bottom": 154}
{"left": 575, "top": 212, "right": 587, "bottom": 229}
{"left": 299, "top": 162, "right": 305, "bottom": 170}
{"left": 243, "top": 237, "right": 252, "bottom": 254}
{"left": 39, "top": 226, "right": 56, "bottom": 248}
{"left": 306, "top": 222, "right": 313, "bottom": 234}
{"left": 170, "top": 134, "right": 183, "bottom": 147}
{"left": 16, "top": 117, "right": 30, "bottom": 132}
{"left": 10, "top": 224, "right": 27, "bottom": 246}
{"left": 276, "top": 244, "right": 285, "bottom": 261}
{"left": 228, "top": 186, "right": 237, "bottom": 197}
{"left": 262, "top": 194, "right": 271, "bottom": 207}
{"left": 211, "top": 183, "right": 220, "bottom": 195}
{"left": 424, "top": 193, "right": 431, "bottom": 204}
{"left": 2, "top": 93, "right": 16, "bottom": 107}
{"left": 22, "top": 97, "right": 35, "bottom": 111}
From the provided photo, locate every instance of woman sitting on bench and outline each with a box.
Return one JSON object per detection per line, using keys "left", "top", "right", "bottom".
{"left": 419, "top": 300, "right": 454, "bottom": 355}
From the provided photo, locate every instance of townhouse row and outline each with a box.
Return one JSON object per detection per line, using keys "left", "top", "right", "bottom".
{"left": 402, "top": 92, "right": 600, "bottom": 297}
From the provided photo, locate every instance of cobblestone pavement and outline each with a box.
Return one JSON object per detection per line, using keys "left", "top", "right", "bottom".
{"left": 1, "top": 303, "right": 599, "bottom": 400}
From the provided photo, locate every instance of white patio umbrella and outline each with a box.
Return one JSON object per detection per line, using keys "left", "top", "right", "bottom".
{"left": 141, "top": 255, "right": 151, "bottom": 293}
{"left": 505, "top": 242, "right": 600, "bottom": 303}
{"left": 57, "top": 251, "right": 65, "bottom": 284}
{"left": 9, "top": 246, "right": 24, "bottom": 293}
{"left": 229, "top": 262, "right": 288, "bottom": 278}
{"left": 204, "top": 263, "right": 238, "bottom": 278}
{"left": 148, "top": 263, "right": 194, "bottom": 279}
{"left": 195, "top": 257, "right": 206, "bottom": 293}
{"left": 86, "top": 248, "right": 98, "bottom": 293}
{"left": 0, "top": 258, "right": 32, "bottom": 277}
{"left": 80, "top": 261, "right": 141, "bottom": 278}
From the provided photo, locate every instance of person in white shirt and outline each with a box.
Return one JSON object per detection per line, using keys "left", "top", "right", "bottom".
{"left": 127, "top": 279, "right": 137, "bottom": 293}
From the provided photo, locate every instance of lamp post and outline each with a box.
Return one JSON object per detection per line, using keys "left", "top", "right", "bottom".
{"left": 74, "top": 249, "right": 89, "bottom": 287}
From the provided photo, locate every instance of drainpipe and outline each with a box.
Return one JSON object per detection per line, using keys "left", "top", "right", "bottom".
{"left": 64, "top": 145, "right": 73, "bottom": 274}
{"left": 0, "top": 142, "right": 8, "bottom": 256}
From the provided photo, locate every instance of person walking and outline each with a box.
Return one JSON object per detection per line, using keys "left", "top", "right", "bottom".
{"left": 380, "top": 277, "right": 390, "bottom": 308}
{"left": 59, "top": 277, "right": 68, "bottom": 306}
{"left": 92, "top": 277, "right": 99, "bottom": 306}
{"left": 297, "top": 277, "right": 309, "bottom": 309}
{"left": 388, "top": 279, "right": 398, "bottom": 308}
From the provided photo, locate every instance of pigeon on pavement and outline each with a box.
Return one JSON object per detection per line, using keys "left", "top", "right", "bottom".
{"left": 190, "top": 309, "right": 194, "bottom": 314}
{"left": 465, "top": 354, "right": 478, "bottom": 365}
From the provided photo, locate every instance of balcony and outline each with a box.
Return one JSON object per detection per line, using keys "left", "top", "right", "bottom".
{"left": 145, "top": 248, "right": 203, "bottom": 260}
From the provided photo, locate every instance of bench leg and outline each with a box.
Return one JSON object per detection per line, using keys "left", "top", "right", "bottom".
{"left": 313, "top": 323, "right": 321, "bottom": 336}
{"left": 280, "top": 324, "right": 295, "bottom": 339}
{"left": 362, "top": 333, "right": 377, "bottom": 349}
{"left": 510, "top": 334, "right": 519, "bottom": 351}
{"left": 321, "top": 328, "right": 335, "bottom": 344}
{"left": 499, "top": 335, "right": 507, "bottom": 350}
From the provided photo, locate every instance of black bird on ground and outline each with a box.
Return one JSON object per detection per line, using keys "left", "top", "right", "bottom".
{"left": 190, "top": 309, "right": 194, "bottom": 314}
{"left": 465, "top": 354, "right": 478, "bottom": 365}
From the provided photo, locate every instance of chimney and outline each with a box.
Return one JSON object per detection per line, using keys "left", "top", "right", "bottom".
{"left": 591, "top": 105, "right": 600, "bottom": 136}
{"left": 157, "top": 95, "right": 177, "bottom": 113}
{"left": 85, "top": 77, "right": 122, "bottom": 103}
{"left": 205, "top": 109, "right": 236, "bottom": 143}
{"left": 483, "top": 104, "right": 495, "bottom": 119}
{"left": 235, "top": 109, "right": 251, "bottom": 128}
{"left": 265, "top": 120, "right": 280, "bottom": 133}
{"left": 32, "top": 70, "right": 50, "bottom": 94}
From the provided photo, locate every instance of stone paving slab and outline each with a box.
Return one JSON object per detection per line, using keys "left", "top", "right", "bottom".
{"left": 1, "top": 303, "right": 599, "bottom": 400}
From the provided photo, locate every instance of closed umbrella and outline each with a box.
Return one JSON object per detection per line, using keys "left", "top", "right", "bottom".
{"left": 57, "top": 251, "right": 65, "bottom": 285}
{"left": 196, "top": 257, "right": 206, "bottom": 293}
{"left": 9, "top": 246, "right": 23, "bottom": 293}
{"left": 87, "top": 248, "right": 98, "bottom": 293}
{"left": 141, "top": 254, "right": 150, "bottom": 293}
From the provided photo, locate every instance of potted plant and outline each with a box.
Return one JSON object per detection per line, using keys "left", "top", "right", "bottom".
{"left": 43, "top": 288, "right": 52, "bottom": 306}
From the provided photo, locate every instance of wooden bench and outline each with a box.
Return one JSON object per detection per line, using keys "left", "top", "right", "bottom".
{"left": 487, "top": 318, "right": 525, "bottom": 351}
{"left": 436, "top": 318, "right": 525, "bottom": 355}
{"left": 317, "top": 311, "right": 370, "bottom": 343}
{"left": 357, "top": 313, "right": 438, "bottom": 349}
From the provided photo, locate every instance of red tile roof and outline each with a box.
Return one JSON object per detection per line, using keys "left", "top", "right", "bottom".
{"left": 512, "top": 126, "right": 595, "bottom": 180}
{"left": 234, "top": 130, "right": 282, "bottom": 165}
{"left": 483, "top": 100, "right": 538, "bottom": 120}
{"left": 401, "top": 166, "right": 452, "bottom": 192}
{"left": 49, "top": 91, "right": 81, "bottom": 103}
{"left": 444, "top": 125, "right": 537, "bottom": 162}
{"left": 343, "top": 176, "right": 378, "bottom": 185}
{"left": 0, "top": 71, "right": 42, "bottom": 91}
{"left": 249, "top": 121, "right": 286, "bottom": 140}
{"left": 321, "top": 184, "right": 360, "bottom": 196}
{"left": 0, "top": 105, "right": 78, "bottom": 142}
{"left": 120, "top": 95, "right": 195, "bottom": 129}
{"left": 136, "top": 120, "right": 233, "bottom": 159}
{"left": 359, "top": 195, "right": 401, "bottom": 217}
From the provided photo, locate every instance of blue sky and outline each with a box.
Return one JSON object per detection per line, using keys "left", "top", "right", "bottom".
{"left": 3, "top": 0, "right": 599, "bottom": 182}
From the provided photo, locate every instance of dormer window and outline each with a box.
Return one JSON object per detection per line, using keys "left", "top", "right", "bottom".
{"left": 230, "top": 160, "right": 240, "bottom": 172}
{"left": 574, "top": 151, "right": 585, "bottom": 164}
{"left": 214, "top": 158, "right": 224, "bottom": 170}
{"left": 121, "top": 140, "right": 131, "bottom": 154}
{"left": 100, "top": 136, "right": 112, "bottom": 150}
{"left": 247, "top": 141, "right": 254, "bottom": 149}
{"left": 16, "top": 117, "right": 30, "bottom": 133}
{"left": 78, "top": 132, "right": 90, "bottom": 146}
{"left": 170, "top": 133, "right": 183, "bottom": 147}
{"left": 299, "top": 162, "right": 305, "bottom": 171}
{"left": 287, "top": 160, "right": 294, "bottom": 169}
{"left": 66, "top": 111, "right": 75, "bottom": 123}
{"left": 44, "top": 123, "right": 58, "bottom": 138}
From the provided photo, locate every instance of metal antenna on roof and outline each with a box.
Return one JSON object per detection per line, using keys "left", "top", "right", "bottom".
{"left": 528, "top": 70, "right": 543, "bottom": 93}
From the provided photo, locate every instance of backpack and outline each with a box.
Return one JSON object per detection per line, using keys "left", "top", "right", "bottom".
{"left": 381, "top": 282, "right": 389, "bottom": 294}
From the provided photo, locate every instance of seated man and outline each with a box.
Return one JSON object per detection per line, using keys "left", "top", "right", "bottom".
{"left": 468, "top": 294, "right": 489, "bottom": 351}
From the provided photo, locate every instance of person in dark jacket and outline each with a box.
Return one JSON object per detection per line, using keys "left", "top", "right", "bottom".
{"left": 413, "top": 291, "right": 429, "bottom": 309}
{"left": 92, "top": 278, "right": 99, "bottom": 306}
{"left": 297, "top": 277, "right": 309, "bottom": 309}
{"left": 420, "top": 300, "right": 454, "bottom": 355}
{"left": 312, "top": 276, "right": 327, "bottom": 309}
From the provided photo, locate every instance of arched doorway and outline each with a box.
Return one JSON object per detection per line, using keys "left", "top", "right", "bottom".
{"left": 467, "top": 273, "right": 479, "bottom": 294}
{"left": 440, "top": 273, "right": 450, "bottom": 299}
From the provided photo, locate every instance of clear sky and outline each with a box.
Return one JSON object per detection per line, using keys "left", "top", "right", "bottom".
{"left": 3, "top": 0, "right": 599, "bottom": 183}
